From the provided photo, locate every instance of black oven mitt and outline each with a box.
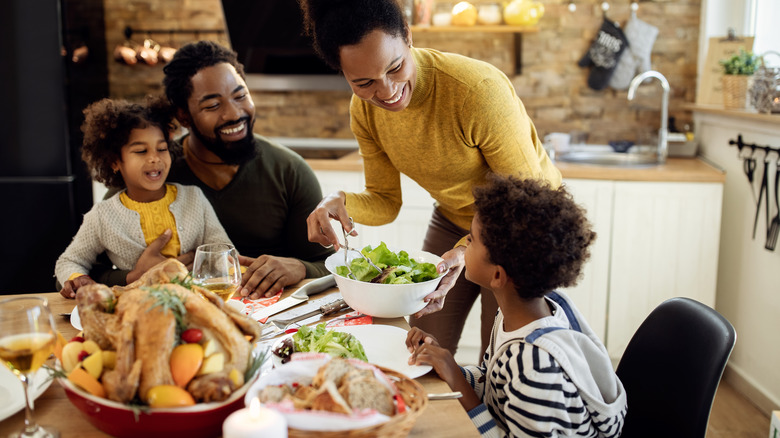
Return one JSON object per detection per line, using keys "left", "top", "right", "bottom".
{"left": 578, "top": 17, "right": 629, "bottom": 90}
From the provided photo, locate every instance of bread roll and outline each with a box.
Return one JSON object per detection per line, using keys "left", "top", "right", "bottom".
{"left": 310, "top": 380, "right": 352, "bottom": 415}
{"left": 339, "top": 375, "right": 395, "bottom": 416}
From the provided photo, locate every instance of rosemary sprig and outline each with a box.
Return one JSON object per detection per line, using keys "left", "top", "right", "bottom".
{"left": 244, "top": 346, "right": 269, "bottom": 383}
{"left": 170, "top": 272, "right": 195, "bottom": 290}
{"left": 143, "top": 285, "right": 188, "bottom": 333}
{"left": 126, "top": 400, "right": 150, "bottom": 422}
{"left": 43, "top": 365, "right": 67, "bottom": 383}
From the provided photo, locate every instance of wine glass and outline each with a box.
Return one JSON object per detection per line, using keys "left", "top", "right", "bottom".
{"left": 0, "top": 297, "right": 59, "bottom": 438}
{"left": 192, "top": 243, "right": 241, "bottom": 302}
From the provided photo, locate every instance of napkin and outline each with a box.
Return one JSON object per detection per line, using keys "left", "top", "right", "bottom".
{"left": 229, "top": 289, "right": 282, "bottom": 322}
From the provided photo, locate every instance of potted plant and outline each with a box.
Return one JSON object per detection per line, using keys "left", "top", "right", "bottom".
{"left": 720, "top": 48, "right": 758, "bottom": 109}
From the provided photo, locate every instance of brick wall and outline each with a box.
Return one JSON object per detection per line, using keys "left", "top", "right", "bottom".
{"left": 105, "top": 0, "right": 700, "bottom": 145}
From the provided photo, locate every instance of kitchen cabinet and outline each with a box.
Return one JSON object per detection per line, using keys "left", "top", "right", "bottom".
{"left": 562, "top": 179, "right": 724, "bottom": 362}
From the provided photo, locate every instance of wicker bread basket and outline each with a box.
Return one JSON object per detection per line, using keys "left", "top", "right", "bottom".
{"left": 287, "top": 365, "right": 429, "bottom": 438}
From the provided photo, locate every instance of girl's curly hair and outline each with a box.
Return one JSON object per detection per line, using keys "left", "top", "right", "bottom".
{"left": 80, "top": 95, "right": 178, "bottom": 188}
{"left": 298, "top": 0, "right": 409, "bottom": 71}
{"left": 473, "top": 175, "right": 596, "bottom": 299}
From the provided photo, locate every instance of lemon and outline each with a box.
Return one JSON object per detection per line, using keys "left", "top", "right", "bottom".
{"left": 147, "top": 385, "right": 196, "bottom": 407}
{"left": 504, "top": 0, "right": 545, "bottom": 26}
{"left": 452, "top": 2, "right": 478, "bottom": 26}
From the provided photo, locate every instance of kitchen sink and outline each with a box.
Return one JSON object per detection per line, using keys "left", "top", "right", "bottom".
{"left": 555, "top": 145, "right": 660, "bottom": 167}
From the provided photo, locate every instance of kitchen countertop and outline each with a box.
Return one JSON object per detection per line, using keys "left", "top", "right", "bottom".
{"left": 305, "top": 151, "right": 726, "bottom": 183}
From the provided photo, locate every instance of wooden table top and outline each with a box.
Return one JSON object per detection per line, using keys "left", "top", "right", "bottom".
{"left": 0, "top": 286, "right": 479, "bottom": 438}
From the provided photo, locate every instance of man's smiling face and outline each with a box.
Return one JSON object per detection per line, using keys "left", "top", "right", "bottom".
{"left": 184, "top": 62, "right": 257, "bottom": 164}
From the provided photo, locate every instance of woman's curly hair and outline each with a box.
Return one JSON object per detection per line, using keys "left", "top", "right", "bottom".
{"left": 473, "top": 175, "right": 596, "bottom": 299}
{"left": 162, "top": 41, "right": 245, "bottom": 111}
{"left": 80, "top": 95, "right": 178, "bottom": 188}
{"left": 298, "top": 0, "right": 409, "bottom": 71}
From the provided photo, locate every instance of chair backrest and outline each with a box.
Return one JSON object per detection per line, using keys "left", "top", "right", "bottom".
{"left": 615, "top": 297, "right": 736, "bottom": 438}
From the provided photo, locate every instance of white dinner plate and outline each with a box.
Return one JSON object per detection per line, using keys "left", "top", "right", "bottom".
{"left": 70, "top": 306, "right": 82, "bottom": 331}
{"left": 0, "top": 365, "right": 53, "bottom": 422}
{"left": 272, "top": 325, "right": 432, "bottom": 379}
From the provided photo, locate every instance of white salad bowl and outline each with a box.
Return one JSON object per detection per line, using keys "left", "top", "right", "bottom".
{"left": 325, "top": 248, "right": 444, "bottom": 318}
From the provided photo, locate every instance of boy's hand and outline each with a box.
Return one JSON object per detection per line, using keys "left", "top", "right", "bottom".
{"left": 59, "top": 275, "right": 96, "bottom": 299}
{"left": 408, "top": 333, "right": 462, "bottom": 386}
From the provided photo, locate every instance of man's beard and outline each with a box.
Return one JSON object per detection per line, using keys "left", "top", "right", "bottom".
{"left": 189, "top": 116, "right": 257, "bottom": 165}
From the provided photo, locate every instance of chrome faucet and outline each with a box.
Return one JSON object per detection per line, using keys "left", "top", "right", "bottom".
{"left": 627, "top": 70, "right": 669, "bottom": 164}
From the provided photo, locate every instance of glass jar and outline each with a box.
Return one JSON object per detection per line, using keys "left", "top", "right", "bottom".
{"left": 477, "top": 2, "right": 503, "bottom": 25}
{"left": 432, "top": 2, "right": 453, "bottom": 26}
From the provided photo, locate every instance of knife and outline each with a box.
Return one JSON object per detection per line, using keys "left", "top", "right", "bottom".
{"left": 251, "top": 274, "right": 336, "bottom": 321}
{"left": 258, "top": 299, "right": 351, "bottom": 340}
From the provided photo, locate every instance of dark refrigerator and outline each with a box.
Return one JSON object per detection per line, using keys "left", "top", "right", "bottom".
{"left": 0, "top": 0, "right": 105, "bottom": 293}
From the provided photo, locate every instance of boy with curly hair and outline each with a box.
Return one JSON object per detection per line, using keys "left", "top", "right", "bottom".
{"left": 56, "top": 97, "right": 232, "bottom": 297}
{"left": 406, "top": 175, "right": 626, "bottom": 437}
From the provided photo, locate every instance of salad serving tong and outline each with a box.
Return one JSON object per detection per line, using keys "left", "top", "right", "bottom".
{"left": 341, "top": 218, "right": 381, "bottom": 279}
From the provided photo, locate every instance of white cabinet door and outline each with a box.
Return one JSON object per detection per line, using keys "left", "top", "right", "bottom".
{"left": 606, "top": 181, "right": 723, "bottom": 360}
{"left": 313, "top": 170, "right": 435, "bottom": 251}
{"left": 560, "top": 179, "right": 615, "bottom": 341}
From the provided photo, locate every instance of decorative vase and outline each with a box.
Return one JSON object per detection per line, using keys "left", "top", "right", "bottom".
{"left": 722, "top": 75, "right": 750, "bottom": 109}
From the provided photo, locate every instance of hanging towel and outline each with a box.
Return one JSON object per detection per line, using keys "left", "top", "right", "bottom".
{"left": 609, "top": 13, "right": 659, "bottom": 90}
{"left": 578, "top": 18, "right": 629, "bottom": 90}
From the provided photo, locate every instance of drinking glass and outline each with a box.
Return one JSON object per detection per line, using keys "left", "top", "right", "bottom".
{"left": 0, "top": 297, "right": 59, "bottom": 438}
{"left": 192, "top": 243, "right": 241, "bottom": 302}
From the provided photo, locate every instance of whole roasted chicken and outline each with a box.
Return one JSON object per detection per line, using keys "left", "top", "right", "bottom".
{"left": 76, "top": 259, "right": 262, "bottom": 403}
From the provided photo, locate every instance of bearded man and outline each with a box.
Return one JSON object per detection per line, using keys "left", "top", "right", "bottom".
{"left": 80, "top": 41, "right": 333, "bottom": 299}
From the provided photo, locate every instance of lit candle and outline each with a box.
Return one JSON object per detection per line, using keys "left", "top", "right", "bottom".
{"left": 223, "top": 398, "right": 287, "bottom": 438}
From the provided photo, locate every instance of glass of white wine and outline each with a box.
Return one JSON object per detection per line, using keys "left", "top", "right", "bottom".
{"left": 0, "top": 297, "right": 59, "bottom": 438}
{"left": 192, "top": 243, "right": 241, "bottom": 302}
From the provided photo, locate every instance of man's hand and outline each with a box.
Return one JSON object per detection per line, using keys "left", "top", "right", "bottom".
{"left": 59, "top": 275, "right": 96, "bottom": 299}
{"left": 237, "top": 255, "right": 307, "bottom": 299}
{"left": 126, "top": 229, "right": 173, "bottom": 284}
{"left": 413, "top": 246, "right": 466, "bottom": 318}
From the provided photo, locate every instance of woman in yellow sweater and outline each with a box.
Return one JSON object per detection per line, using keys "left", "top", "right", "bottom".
{"left": 301, "top": 0, "right": 561, "bottom": 358}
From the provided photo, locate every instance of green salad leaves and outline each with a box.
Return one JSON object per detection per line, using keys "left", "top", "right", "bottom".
{"left": 335, "top": 242, "right": 439, "bottom": 284}
{"left": 291, "top": 323, "right": 368, "bottom": 362}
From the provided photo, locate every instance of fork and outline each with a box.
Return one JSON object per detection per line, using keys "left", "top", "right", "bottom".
{"left": 341, "top": 218, "right": 381, "bottom": 279}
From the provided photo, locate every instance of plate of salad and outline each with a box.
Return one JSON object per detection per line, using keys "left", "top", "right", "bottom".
{"left": 271, "top": 323, "right": 432, "bottom": 379}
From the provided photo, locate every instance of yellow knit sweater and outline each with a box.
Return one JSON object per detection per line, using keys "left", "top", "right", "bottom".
{"left": 346, "top": 48, "right": 561, "bottom": 231}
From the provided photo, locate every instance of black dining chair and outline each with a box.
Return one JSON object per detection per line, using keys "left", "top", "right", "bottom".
{"left": 615, "top": 297, "right": 736, "bottom": 438}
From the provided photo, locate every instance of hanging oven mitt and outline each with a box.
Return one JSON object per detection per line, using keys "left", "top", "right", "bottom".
{"left": 609, "top": 13, "right": 659, "bottom": 90}
{"left": 578, "top": 17, "right": 629, "bottom": 90}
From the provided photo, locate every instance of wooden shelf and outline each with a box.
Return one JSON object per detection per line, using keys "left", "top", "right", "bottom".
{"left": 410, "top": 24, "right": 539, "bottom": 33}
{"left": 409, "top": 24, "right": 539, "bottom": 75}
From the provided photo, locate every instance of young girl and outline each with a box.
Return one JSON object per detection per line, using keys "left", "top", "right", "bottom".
{"left": 406, "top": 175, "right": 626, "bottom": 437}
{"left": 56, "top": 97, "right": 232, "bottom": 298}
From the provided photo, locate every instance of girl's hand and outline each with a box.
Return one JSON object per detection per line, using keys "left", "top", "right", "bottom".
{"left": 59, "top": 275, "right": 95, "bottom": 299}
{"left": 306, "top": 191, "right": 353, "bottom": 250}
{"left": 413, "top": 246, "right": 466, "bottom": 318}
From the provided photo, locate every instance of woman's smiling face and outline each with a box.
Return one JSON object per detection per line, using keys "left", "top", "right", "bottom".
{"left": 339, "top": 29, "right": 417, "bottom": 112}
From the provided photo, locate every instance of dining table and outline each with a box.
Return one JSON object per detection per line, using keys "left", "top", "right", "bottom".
{"left": 0, "top": 283, "right": 480, "bottom": 438}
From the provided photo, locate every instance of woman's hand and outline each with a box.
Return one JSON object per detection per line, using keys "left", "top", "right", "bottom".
{"left": 237, "top": 255, "right": 306, "bottom": 299}
{"left": 306, "top": 191, "right": 354, "bottom": 249}
{"left": 413, "top": 246, "right": 466, "bottom": 318}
